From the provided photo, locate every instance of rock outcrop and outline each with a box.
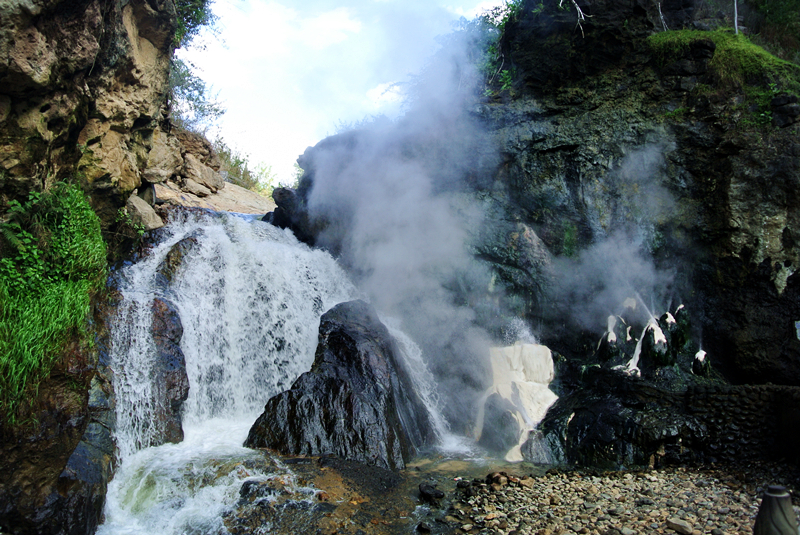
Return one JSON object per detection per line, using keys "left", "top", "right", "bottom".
{"left": 0, "top": 0, "right": 176, "bottom": 223}
{"left": 150, "top": 297, "right": 189, "bottom": 445}
{"left": 245, "top": 300, "right": 436, "bottom": 471}
{"left": 489, "top": 0, "right": 800, "bottom": 387}
{"left": 0, "top": 300, "right": 114, "bottom": 535}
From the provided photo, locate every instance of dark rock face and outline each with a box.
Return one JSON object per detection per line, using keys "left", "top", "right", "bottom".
{"left": 478, "top": 393, "right": 523, "bottom": 455}
{"left": 524, "top": 303, "right": 800, "bottom": 468}
{"left": 263, "top": 187, "right": 317, "bottom": 245}
{"left": 0, "top": 371, "right": 91, "bottom": 535}
{"left": 245, "top": 300, "right": 435, "bottom": 470}
{"left": 479, "top": 0, "right": 800, "bottom": 390}
{"left": 150, "top": 297, "right": 189, "bottom": 445}
{"left": 532, "top": 366, "right": 800, "bottom": 468}
{"left": 529, "top": 367, "right": 709, "bottom": 469}
{"left": 0, "top": 298, "right": 115, "bottom": 535}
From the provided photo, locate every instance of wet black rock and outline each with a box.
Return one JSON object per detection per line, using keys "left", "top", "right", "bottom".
{"left": 477, "top": 393, "right": 523, "bottom": 455}
{"left": 419, "top": 482, "right": 445, "bottom": 504}
{"left": 245, "top": 300, "right": 436, "bottom": 470}
{"left": 529, "top": 366, "right": 710, "bottom": 468}
{"left": 155, "top": 232, "right": 200, "bottom": 287}
{"left": 263, "top": 187, "right": 316, "bottom": 245}
{"left": 151, "top": 297, "right": 189, "bottom": 445}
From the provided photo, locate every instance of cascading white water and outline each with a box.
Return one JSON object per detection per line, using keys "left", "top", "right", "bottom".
{"left": 100, "top": 211, "right": 361, "bottom": 534}
{"left": 99, "top": 211, "right": 451, "bottom": 534}
{"left": 110, "top": 212, "right": 358, "bottom": 458}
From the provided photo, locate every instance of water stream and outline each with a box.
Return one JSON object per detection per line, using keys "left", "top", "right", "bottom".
{"left": 99, "top": 211, "right": 363, "bottom": 534}
{"left": 97, "top": 210, "right": 550, "bottom": 533}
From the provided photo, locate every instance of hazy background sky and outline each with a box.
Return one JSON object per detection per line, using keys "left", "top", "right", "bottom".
{"left": 179, "top": 0, "right": 502, "bottom": 183}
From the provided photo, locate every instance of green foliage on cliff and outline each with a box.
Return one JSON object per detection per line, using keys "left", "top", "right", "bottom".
{"left": 175, "top": 0, "right": 217, "bottom": 48}
{"left": 213, "top": 140, "right": 277, "bottom": 198}
{"left": 648, "top": 29, "right": 800, "bottom": 125}
{"left": 647, "top": 29, "right": 800, "bottom": 89}
{"left": 0, "top": 184, "right": 107, "bottom": 424}
{"left": 476, "top": 0, "right": 524, "bottom": 92}
{"left": 748, "top": 0, "right": 800, "bottom": 63}
{"left": 169, "top": 58, "right": 225, "bottom": 133}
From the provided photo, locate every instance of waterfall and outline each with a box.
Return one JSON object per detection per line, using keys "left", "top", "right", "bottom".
{"left": 100, "top": 211, "right": 359, "bottom": 533}
{"left": 99, "top": 210, "right": 450, "bottom": 534}
{"left": 110, "top": 212, "right": 358, "bottom": 457}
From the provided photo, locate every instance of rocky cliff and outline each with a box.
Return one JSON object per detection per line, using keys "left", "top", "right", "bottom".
{"left": 0, "top": 1, "right": 271, "bottom": 533}
{"left": 489, "top": 0, "right": 800, "bottom": 384}
{"left": 0, "top": 0, "right": 273, "bottom": 234}
{"left": 272, "top": 0, "right": 799, "bottom": 465}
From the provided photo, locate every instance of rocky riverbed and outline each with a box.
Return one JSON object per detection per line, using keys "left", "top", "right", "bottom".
{"left": 220, "top": 449, "right": 800, "bottom": 535}
{"left": 414, "top": 462, "right": 800, "bottom": 535}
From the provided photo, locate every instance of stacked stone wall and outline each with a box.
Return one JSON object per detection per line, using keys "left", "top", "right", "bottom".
{"left": 685, "top": 384, "right": 800, "bottom": 464}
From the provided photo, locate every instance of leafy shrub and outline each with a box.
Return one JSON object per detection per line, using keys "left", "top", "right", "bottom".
{"left": 213, "top": 140, "right": 277, "bottom": 197}
{"left": 174, "top": 0, "right": 217, "bottom": 48}
{"left": 169, "top": 58, "right": 225, "bottom": 133}
{"left": 747, "top": 0, "right": 800, "bottom": 64}
{"left": 0, "top": 183, "right": 107, "bottom": 424}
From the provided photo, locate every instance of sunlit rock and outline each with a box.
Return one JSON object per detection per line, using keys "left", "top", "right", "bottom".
{"left": 126, "top": 194, "right": 164, "bottom": 231}
{"left": 183, "top": 153, "right": 225, "bottom": 193}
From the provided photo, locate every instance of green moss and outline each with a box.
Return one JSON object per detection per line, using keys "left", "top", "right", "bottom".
{"left": 561, "top": 221, "right": 578, "bottom": 257}
{"left": 648, "top": 30, "right": 800, "bottom": 127}
{"left": 648, "top": 29, "right": 800, "bottom": 89}
{"left": 0, "top": 183, "right": 107, "bottom": 425}
{"left": 662, "top": 107, "right": 689, "bottom": 119}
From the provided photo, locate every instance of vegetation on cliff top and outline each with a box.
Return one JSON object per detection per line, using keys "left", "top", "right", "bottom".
{"left": 648, "top": 29, "right": 800, "bottom": 89}
{"left": 748, "top": 0, "right": 800, "bottom": 64}
{"left": 174, "top": 0, "right": 217, "bottom": 48}
{"left": 648, "top": 29, "right": 800, "bottom": 125}
{"left": 0, "top": 183, "right": 106, "bottom": 425}
{"left": 214, "top": 140, "right": 278, "bottom": 196}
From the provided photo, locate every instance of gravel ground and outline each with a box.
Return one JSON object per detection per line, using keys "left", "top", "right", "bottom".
{"left": 422, "top": 463, "right": 800, "bottom": 535}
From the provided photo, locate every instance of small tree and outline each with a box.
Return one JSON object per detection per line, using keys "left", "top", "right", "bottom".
{"left": 174, "top": 0, "right": 217, "bottom": 48}
{"left": 168, "top": 58, "right": 225, "bottom": 133}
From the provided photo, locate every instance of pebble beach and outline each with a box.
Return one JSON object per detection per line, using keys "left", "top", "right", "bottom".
{"left": 423, "top": 464, "right": 800, "bottom": 535}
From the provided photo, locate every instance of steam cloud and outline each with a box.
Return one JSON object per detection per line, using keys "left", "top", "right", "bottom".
{"left": 549, "top": 144, "right": 678, "bottom": 332}
{"left": 300, "top": 34, "right": 498, "bottom": 429}
{"left": 294, "top": 23, "right": 680, "bottom": 431}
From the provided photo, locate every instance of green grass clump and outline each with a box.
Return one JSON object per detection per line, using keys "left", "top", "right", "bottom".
{"left": 0, "top": 183, "right": 107, "bottom": 424}
{"left": 647, "top": 29, "right": 800, "bottom": 90}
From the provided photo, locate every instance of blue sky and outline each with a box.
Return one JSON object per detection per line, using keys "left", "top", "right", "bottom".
{"left": 179, "top": 0, "right": 503, "bottom": 183}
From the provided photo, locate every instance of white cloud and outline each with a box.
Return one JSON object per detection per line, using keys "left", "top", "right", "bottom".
{"left": 179, "top": 0, "right": 504, "bottom": 184}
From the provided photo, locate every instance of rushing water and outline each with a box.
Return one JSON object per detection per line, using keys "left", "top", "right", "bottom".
{"left": 97, "top": 210, "right": 549, "bottom": 533}
{"left": 99, "top": 211, "right": 365, "bottom": 534}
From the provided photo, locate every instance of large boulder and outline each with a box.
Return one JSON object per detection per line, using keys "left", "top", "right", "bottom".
{"left": 245, "top": 300, "right": 436, "bottom": 471}
{"left": 149, "top": 298, "right": 189, "bottom": 445}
